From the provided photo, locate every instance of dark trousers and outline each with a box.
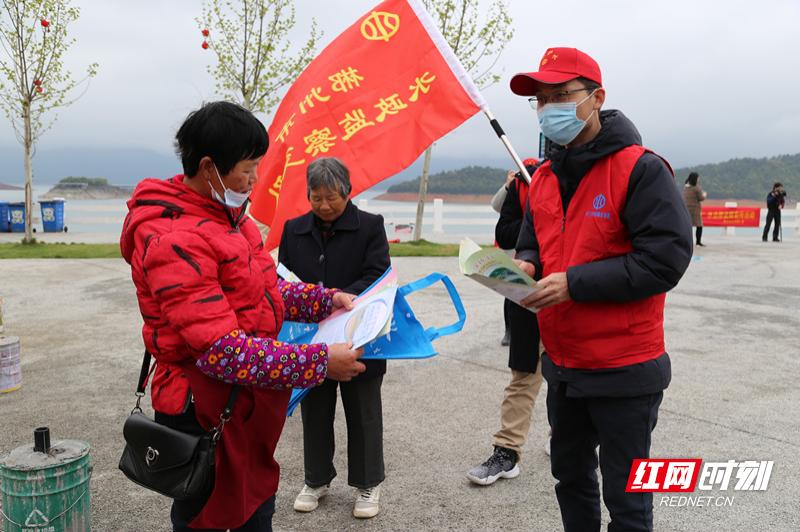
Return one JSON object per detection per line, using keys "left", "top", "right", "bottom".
{"left": 170, "top": 495, "right": 275, "bottom": 532}
{"left": 301, "top": 375, "right": 385, "bottom": 489}
{"left": 763, "top": 209, "right": 781, "bottom": 241}
{"left": 695, "top": 226, "right": 703, "bottom": 245}
{"left": 547, "top": 382, "right": 663, "bottom": 532}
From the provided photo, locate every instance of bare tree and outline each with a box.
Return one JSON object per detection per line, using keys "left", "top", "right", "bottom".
{"left": 413, "top": 0, "right": 513, "bottom": 241}
{"left": 198, "top": 0, "right": 321, "bottom": 114}
{"left": 0, "top": 0, "right": 97, "bottom": 242}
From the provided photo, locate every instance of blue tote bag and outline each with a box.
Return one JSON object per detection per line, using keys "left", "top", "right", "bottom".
{"left": 280, "top": 272, "right": 466, "bottom": 415}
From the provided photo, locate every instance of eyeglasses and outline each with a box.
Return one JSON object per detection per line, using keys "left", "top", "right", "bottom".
{"left": 528, "top": 88, "right": 595, "bottom": 108}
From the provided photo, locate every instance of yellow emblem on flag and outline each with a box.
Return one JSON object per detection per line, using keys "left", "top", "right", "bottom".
{"left": 361, "top": 11, "right": 400, "bottom": 42}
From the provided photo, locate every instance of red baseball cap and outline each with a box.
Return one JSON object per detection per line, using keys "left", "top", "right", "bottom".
{"left": 522, "top": 157, "right": 539, "bottom": 166}
{"left": 510, "top": 47, "right": 602, "bottom": 96}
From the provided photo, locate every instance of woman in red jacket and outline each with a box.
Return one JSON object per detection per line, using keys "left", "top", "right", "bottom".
{"left": 120, "top": 101, "right": 366, "bottom": 531}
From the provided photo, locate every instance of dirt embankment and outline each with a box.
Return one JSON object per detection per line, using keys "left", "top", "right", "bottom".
{"left": 40, "top": 184, "right": 132, "bottom": 200}
{"left": 703, "top": 199, "right": 763, "bottom": 207}
{"left": 375, "top": 192, "right": 764, "bottom": 207}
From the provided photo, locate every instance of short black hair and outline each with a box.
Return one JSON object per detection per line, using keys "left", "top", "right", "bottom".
{"left": 686, "top": 172, "right": 699, "bottom": 186}
{"left": 175, "top": 101, "right": 268, "bottom": 176}
{"left": 774, "top": 182, "right": 783, "bottom": 189}
{"left": 576, "top": 76, "right": 601, "bottom": 92}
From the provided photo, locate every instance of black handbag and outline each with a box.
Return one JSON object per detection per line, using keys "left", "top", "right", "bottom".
{"left": 118, "top": 350, "right": 240, "bottom": 500}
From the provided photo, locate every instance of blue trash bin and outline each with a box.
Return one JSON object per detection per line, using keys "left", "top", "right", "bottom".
{"left": 40, "top": 199, "right": 65, "bottom": 232}
{"left": 8, "top": 203, "right": 26, "bottom": 233}
{"left": 0, "top": 202, "right": 9, "bottom": 232}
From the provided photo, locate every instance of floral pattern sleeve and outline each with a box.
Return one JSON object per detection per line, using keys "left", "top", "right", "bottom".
{"left": 196, "top": 329, "right": 327, "bottom": 389}
{"left": 277, "top": 278, "right": 338, "bottom": 323}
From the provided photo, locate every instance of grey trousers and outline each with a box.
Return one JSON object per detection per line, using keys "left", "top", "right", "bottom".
{"left": 300, "top": 375, "right": 385, "bottom": 489}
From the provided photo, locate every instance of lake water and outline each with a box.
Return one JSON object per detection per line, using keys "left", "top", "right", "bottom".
{"left": 0, "top": 186, "right": 498, "bottom": 242}
{"left": 0, "top": 186, "right": 788, "bottom": 243}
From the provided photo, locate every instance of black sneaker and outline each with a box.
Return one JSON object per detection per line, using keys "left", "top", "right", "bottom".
{"left": 500, "top": 330, "right": 511, "bottom": 346}
{"left": 466, "top": 446, "right": 520, "bottom": 485}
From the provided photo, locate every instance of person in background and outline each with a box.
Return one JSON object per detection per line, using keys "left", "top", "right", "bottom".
{"left": 511, "top": 47, "right": 692, "bottom": 532}
{"left": 762, "top": 182, "right": 787, "bottom": 242}
{"left": 682, "top": 172, "right": 707, "bottom": 247}
{"left": 279, "top": 157, "right": 391, "bottom": 519}
{"left": 490, "top": 158, "right": 539, "bottom": 346}
{"left": 467, "top": 158, "right": 549, "bottom": 486}
{"left": 120, "top": 101, "right": 365, "bottom": 532}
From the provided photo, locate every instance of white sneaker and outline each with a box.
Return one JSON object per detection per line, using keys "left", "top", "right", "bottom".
{"left": 545, "top": 428, "right": 552, "bottom": 456}
{"left": 353, "top": 484, "right": 381, "bottom": 519}
{"left": 293, "top": 484, "right": 329, "bottom": 512}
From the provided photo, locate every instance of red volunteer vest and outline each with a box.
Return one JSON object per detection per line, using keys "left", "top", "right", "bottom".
{"left": 515, "top": 177, "right": 529, "bottom": 213}
{"left": 530, "top": 145, "right": 666, "bottom": 369}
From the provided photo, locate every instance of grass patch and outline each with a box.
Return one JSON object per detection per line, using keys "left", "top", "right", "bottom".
{"left": 0, "top": 239, "right": 461, "bottom": 259}
{"left": 0, "top": 242, "right": 121, "bottom": 259}
{"left": 389, "top": 239, "right": 459, "bottom": 257}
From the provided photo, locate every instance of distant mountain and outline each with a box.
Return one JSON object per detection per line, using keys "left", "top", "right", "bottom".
{"left": 5, "top": 142, "right": 792, "bottom": 200}
{"left": 674, "top": 153, "right": 800, "bottom": 200}
{"left": 388, "top": 165, "right": 506, "bottom": 194}
{"left": 0, "top": 145, "right": 180, "bottom": 185}
{"left": 386, "top": 153, "right": 800, "bottom": 200}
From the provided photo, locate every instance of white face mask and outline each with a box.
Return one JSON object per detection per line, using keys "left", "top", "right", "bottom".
{"left": 210, "top": 164, "right": 250, "bottom": 208}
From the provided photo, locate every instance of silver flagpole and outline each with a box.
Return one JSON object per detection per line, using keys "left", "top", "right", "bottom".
{"left": 482, "top": 108, "right": 532, "bottom": 184}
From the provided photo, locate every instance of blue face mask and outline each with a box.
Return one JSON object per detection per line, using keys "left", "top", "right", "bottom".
{"left": 537, "top": 91, "right": 596, "bottom": 146}
{"left": 210, "top": 164, "right": 250, "bottom": 208}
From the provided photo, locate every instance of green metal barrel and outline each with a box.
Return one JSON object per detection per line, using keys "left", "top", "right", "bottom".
{"left": 0, "top": 436, "right": 92, "bottom": 532}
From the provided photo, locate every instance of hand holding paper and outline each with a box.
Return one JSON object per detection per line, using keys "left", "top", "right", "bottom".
{"left": 310, "top": 271, "right": 398, "bottom": 349}
{"left": 519, "top": 272, "right": 571, "bottom": 311}
{"left": 332, "top": 292, "right": 357, "bottom": 311}
{"left": 326, "top": 342, "right": 366, "bottom": 381}
{"left": 459, "top": 238, "right": 539, "bottom": 312}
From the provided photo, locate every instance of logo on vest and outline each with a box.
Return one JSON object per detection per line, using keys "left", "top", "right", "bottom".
{"left": 586, "top": 193, "right": 611, "bottom": 220}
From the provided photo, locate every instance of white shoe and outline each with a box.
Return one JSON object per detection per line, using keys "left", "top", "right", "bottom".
{"left": 353, "top": 484, "right": 381, "bottom": 519}
{"left": 293, "top": 484, "right": 329, "bottom": 512}
{"left": 545, "top": 428, "right": 552, "bottom": 456}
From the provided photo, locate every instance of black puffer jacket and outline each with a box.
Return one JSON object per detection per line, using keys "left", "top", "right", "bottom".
{"left": 516, "top": 110, "right": 692, "bottom": 397}
{"left": 279, "top": 201, "right": 391, "bottom": 380}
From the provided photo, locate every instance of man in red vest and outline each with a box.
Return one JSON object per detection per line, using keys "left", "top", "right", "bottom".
{"left": 511, "top": 48, "right": 693, "bottom": 531}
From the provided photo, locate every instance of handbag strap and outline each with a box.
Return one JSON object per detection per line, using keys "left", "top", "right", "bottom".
{"left": 136, "top": 350, "right": 153, "bottom": 395}
{"left": 132, "top": 350, "right": 241, "bottom": 439}
{"left": 131, "top": 350, "right": 153, "bottom": 414}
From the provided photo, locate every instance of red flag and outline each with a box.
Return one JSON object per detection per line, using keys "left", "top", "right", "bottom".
{"left": 250, "top": 0, "right": 486, "bottom": 249}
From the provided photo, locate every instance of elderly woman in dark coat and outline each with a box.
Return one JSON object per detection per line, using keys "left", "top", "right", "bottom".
{"left": 278, "top": 157, "right": 390, "bottom": 519}
{"left": 682, "top": 172, "right": 707, "bottom": 246}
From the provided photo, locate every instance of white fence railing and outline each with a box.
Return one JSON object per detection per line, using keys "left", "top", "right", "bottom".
{"left": 360, "top": 198, "right": 800, "bottom": 238}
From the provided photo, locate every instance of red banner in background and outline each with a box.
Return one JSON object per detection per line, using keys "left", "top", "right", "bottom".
{"left": 701, "top": 207, "right": 761, "bottom": 227}
{"left": 249, "top": 0, "right": 485, "bottom": 249}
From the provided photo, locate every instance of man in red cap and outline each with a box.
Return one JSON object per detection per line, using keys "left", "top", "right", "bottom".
{"left": 511, "top": 47, "right": 693, "bottom": 531}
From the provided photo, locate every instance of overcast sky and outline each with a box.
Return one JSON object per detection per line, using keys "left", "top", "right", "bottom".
{"left": 1, "top": 0, "right": 799, "bottom": 169}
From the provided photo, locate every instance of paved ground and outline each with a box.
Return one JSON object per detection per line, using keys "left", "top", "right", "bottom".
{"left": 0, "top": 232, "right": 123, "bottom": 244}
{"left": 1, "top": 235, "right": 799, "bottom": 531}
